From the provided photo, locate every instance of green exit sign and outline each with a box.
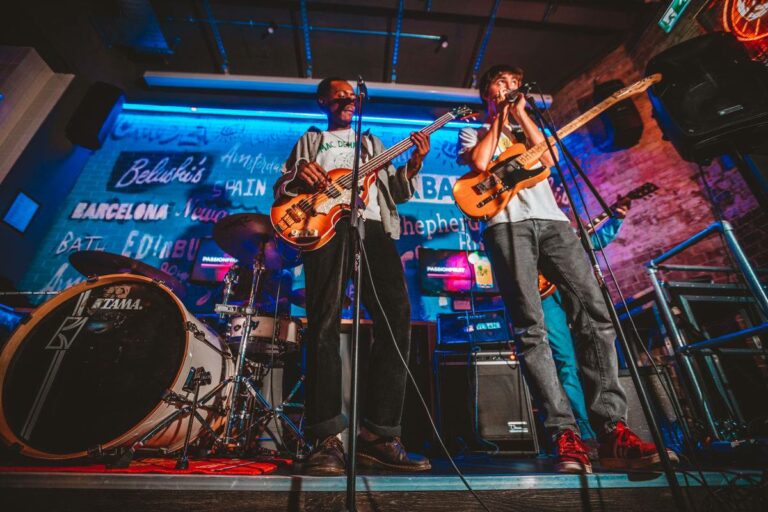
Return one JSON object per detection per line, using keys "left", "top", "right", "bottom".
{"left": 658, "top": 0, "right": 692, "bottom": 33}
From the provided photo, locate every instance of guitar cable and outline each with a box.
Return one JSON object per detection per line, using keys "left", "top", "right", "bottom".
{"left": 359, "top": 241, "right": 494, "bottom": 512}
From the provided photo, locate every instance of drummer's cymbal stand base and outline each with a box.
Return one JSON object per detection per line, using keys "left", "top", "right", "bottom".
{"left": 107, "top": 375, "right": 226, "bottom": 469}
{"left": 244, "top": 373, "right": 308, "bottom": 459}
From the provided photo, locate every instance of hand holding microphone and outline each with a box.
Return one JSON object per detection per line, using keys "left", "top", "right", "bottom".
{"left": 502, "top": 82, "right": 534, "bottom": 103}
{"left": 501, "top": 82, "right": 535, "bottom": 121}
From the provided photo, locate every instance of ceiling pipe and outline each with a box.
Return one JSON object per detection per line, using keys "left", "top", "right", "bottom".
{"left": 389, "top": 0, "right": 405, "bottom": 83}
{"left": 166, "top": 17, "right": 442, "bottom": 42}
{"left": 467, "top": 0, "right": 502, "bottom": 88}
{"left": 298, "top": 0, "right": 313, "bottom": 78}
{"left": 200, "top": 0, "right": 229, "bottom": 74}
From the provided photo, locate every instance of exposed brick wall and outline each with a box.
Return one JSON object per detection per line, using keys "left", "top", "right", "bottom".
{"left": 549, "top": 0, "right": 768, "bottom": 298}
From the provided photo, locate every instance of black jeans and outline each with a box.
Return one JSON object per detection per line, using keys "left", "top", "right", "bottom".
{"left": 302, "top": 218, "right": 411, "bottom": 442}
{"left": 483, "top": 219, "right": 627, "bottom": 438}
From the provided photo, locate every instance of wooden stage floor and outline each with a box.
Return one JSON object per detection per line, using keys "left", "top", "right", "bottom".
{"left": 1, "top": 455, "right": 764, "bottom": 512}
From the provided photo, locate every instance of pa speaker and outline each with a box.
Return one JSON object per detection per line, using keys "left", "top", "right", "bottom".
{"left": 435, "top": 350, "right": 539, "bottom": 454}
{"left": 589, "top": 79, "right": 644, "bottom": 152}
{"left": 65, "top": 82, "right": 125, "bottom": 150}
{"left": 645, "top": 32, "right": 768, "bottom": 163}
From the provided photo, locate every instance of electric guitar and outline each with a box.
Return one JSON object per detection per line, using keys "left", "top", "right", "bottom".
{"left": 538, "top": 182, "right": 659, "bottom": 298}
{"left": 452, "top": 74, "right": 663, "bottom": 221}
{"left": 271, "top": 106, "right": 475, "bottom": 251}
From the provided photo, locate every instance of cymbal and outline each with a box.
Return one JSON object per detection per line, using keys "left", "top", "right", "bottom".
{"left": 213, "top": 213, "right": 300, "bottom": 268}
{"left": 68, "top": 250, "right": 187, "bottom": 297}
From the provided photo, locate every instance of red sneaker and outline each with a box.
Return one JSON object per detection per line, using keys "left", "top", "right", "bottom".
{"left": 554, "top": 429, "right": 593, "bottom": 474}
{"left": 598, "top": 422, "right": 679, "bottom": 470}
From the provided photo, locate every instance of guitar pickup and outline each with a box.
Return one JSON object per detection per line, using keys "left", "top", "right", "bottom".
{"left": 290, "top": 229, "right": 319, "bottom": 242}
{"left": 472, "top": 176, "right": 497, "bottom": 194}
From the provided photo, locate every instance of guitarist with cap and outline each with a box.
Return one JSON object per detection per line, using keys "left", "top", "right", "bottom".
{"left": 456, "top": 64, "right": 677, "bottom": 473}
{"left": 273, "top": 77, "right": 431, "bottom": 476}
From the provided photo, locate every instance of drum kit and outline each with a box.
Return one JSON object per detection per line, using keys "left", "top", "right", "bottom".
{"left": 0, "top": 213, "right": 309, "bottom": 466}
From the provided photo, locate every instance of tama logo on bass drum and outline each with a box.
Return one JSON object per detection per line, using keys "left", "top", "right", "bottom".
{"left": 91, "top": 297, "right": 143, "bottom": 310}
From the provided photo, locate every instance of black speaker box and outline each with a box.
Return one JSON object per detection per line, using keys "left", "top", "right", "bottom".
{"left": 646, "top": 32, "right": 768, "bottom": 163}
{"left": 589, "top": 79, "right": 644, "bottom": 152}
{"left": 435, "top": 350, "right": 539, "bottom": 454}
{"left": 65, "top": 82, "right": 125, "bottom": 150}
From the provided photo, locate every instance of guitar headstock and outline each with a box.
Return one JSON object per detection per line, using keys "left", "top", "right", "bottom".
{"left": 627, "top": 182, "right": 659, "bottom": 200}
{"left": 451, "top": 105, "right": 478, "bottom": 121}
{"left": 611, "top": 73, "right": 663, "bottom": 102}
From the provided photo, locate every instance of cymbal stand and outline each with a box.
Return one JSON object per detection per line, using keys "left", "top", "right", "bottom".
{"left": 109, "top": 374, "right": 227, "bottom": 468}
{"left": 176, "top": 366, "right": 212, "bottom": 469}
{"left": 221, "top": 239, "right": 267, "bottom": 448}
{"left": 244, "top": 370, "right": 308, "bottom": 456}
{"left": 218, "top": 264, "right": 239, "bottom": 321}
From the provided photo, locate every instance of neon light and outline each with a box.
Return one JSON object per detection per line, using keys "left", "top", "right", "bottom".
{"left": 121, "top": 103, "right": 483, "bottom": 128}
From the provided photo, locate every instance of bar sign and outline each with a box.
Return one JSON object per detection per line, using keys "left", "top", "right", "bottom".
{"left": 658, "top": 0, "right": 692, "bottom": 33}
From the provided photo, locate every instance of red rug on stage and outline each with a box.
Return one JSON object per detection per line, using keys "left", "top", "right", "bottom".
{"left": 0, "top": 457, "right": 291, "bottom": 476}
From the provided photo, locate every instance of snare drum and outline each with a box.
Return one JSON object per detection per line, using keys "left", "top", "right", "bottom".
{"left": 227, "top": 315, "right": 301, "bottom": 358}
{"left": 0, "top": 274, "right": 233, "bottom": 460}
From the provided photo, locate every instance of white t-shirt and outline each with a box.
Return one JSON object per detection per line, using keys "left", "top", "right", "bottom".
{"left": 314, "top": 128, "right": 382, "bottom": 222}
{"left": 457, "top": 124, "right": 568, "bottom": 227}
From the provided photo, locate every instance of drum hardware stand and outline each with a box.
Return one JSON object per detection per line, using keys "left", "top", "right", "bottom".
{"left": 221, "top": 242, "right": 266, "bottom": 447}
{"left": 243, "top": 368, "right": 308, "bottom": 456}
{"left": 219, "top": 264, "right": 239, "bottom": 321}
{"left": 176, "top": 366, "right": 212, "bottom": 469}
{"left": 109, "top": 372, "right": 228, "bottom": 468}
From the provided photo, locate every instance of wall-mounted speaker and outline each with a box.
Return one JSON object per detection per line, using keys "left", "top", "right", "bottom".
{"left": 65, "top": 82, "right": 125, "bottom": 150}
{"left": 586, "top": 79, "right": 644, "bottom": 152}
{"left": 645, "top": 32, "right": 768, "bottom": 163}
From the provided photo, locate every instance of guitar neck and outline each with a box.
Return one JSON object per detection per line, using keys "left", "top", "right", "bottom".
{"left": 516, "top": 92, "right": 637, "bottom": 169}
{"left": 356, "top": 112, "right": 456, "bottom": 179}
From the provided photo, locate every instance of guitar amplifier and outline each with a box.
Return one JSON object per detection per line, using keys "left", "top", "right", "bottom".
{"left": 435, "top": 350, "right": 539, "bottom": 455}
{"left": 437, "top": 310, "right": 511, "bottom": 347}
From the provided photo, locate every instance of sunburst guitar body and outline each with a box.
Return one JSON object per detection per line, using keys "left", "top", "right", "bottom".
{"left": 271, "top": 106, "right": 475, "bottom": 251}
{"left": 271, "top": 171, "right": 377, "bottom": 251}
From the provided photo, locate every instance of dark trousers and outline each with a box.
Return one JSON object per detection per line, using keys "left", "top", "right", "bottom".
{"left": 483, "top": 219, "right": 627, "bottom": 438}
{"left": 302, "top": 218, "right": 411, "bottom": 442}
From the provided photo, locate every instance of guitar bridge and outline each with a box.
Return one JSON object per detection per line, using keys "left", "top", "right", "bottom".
{"left": 290, "top": 229, "right": 320, "bottom": 243}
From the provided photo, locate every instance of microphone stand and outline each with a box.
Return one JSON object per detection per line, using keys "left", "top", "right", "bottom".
{"left": 522, "top": 94, "right": 690, "bottom": 512}
{"left": 344, "top": 75, "right": 367, "bottom": 512}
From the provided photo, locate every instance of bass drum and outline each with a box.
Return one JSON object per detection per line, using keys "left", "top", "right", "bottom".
{"left": 0, "top": 274, "right": 233, "bottom": 460}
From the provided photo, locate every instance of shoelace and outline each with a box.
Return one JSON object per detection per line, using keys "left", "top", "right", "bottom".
{"left": 557, "top": 431, "right": 585, "bottom": 455}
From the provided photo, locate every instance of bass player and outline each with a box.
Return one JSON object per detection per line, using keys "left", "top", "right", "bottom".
{"left": 273, "top": 77, "right": 431, "bottom": 476}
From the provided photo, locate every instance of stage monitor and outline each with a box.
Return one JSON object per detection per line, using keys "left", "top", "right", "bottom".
{"left": 190, "top": 238, "right": 237, "bottom": 285}
{"left": 419, "top": 248, "right": 499, "bottom": 295}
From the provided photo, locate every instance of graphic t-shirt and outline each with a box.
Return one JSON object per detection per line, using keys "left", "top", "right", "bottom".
{"left": 314, "top": 128, "right": 381, "bottom": 222}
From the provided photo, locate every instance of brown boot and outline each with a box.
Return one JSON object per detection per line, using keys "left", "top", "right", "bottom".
{"left": 356, "top": 436, "right": 431, "bottom": 472}
{"left": 303, "top": 435, "right": 346, "bottom": 476}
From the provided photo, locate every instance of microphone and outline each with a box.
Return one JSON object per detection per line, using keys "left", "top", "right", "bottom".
{"left": 357, "top": 75, "right": 369, "bottom": 100}
{"left": 504, "top": 82, "right": 534, "bottom": 102}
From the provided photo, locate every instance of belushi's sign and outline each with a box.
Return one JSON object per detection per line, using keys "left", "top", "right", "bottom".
{"left": 108, "top": 152, "right": 213, "bottom": 192}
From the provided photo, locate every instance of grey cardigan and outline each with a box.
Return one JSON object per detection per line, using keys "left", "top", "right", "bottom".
{"left": 273, "top": 126, "right": 419, "bottom": 240}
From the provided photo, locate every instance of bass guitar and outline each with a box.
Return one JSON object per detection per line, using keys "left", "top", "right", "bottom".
{"left": 538, "top": 182, "right": 659, "bottom": 298}
{"left": 271, "top": 106, "right": 474, "bottom": 251}
{"left": 452, "top": 74, "right": 662, "bottom": 221}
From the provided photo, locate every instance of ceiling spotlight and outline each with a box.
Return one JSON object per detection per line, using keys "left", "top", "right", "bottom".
{"left": 263, "top": 21, "right": 278, "bottom": 39}
{"left": 436, "top": 35, "right": 449, "bottom": 53}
